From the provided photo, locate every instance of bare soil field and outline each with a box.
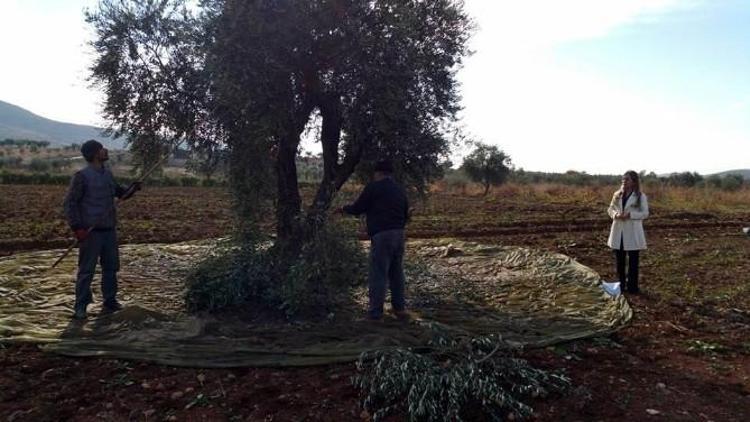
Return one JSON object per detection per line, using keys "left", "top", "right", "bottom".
{"left": 1, "top": 183, "right": 749, "bottom": 421}
{"left": 0, "top": 185, "right": 234, "bottom": 255}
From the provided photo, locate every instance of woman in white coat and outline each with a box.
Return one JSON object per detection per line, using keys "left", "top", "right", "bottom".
{"left": 607, "top": 170, "right": 649, "bottom": 294}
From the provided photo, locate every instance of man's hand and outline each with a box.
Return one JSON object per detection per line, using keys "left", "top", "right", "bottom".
{"left": 122, "top": 181, "right": 143, "bottom": 200}
{"left": 74, "top": 229, "right": 89, "bottom": 242}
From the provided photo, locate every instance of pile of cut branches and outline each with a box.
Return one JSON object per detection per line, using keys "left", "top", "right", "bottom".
{"left": 353, "top": 327, "right": 571, "bottom": 421}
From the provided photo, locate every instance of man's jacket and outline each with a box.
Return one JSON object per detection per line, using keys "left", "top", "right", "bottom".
{"left": 343, "top": 177, "right": 409, "bottom": 237}
{"left": 64, "top": 166, "right": 128, "bottom": 231}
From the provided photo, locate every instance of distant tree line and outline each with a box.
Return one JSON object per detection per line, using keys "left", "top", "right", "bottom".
{"left": 444, "top": 143, "right": 746, "bottom": 192}
{"left": 0, "top": 170, "right": 228, "bottom": 187}
{"left": 1, "top": 138, "right": 51, "bottom": 148}
{"left": 1, "top": 136, "right": 745, "bottom": 193}
{"left": 0, "top": 155, "right": 73, "bottom": 172}
{"left": 510, "top": 169, "right": 620, "bottom": 186}
{"left": 510, "top": 169, "right": 745, "bottom": 191}
{"left": 668, "top": 171, "right": 744, "bottom": 191}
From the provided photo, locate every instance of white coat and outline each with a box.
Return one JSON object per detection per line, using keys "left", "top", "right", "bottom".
{"left": 607, "top": 191, "right": 649, "bottom": 250}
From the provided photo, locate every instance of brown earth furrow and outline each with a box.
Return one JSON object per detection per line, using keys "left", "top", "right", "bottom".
{"left": 405, "top": 219, "right": 745, "bottom": 239}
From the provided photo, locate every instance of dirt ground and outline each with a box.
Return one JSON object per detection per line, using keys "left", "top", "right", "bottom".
{"left": 1, "top": 185, "right": 749, "bottom": 421}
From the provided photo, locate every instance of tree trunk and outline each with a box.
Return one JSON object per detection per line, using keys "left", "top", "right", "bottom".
{"left": 306, "top": 98, "right": 364, "bottom": 231}
{"left": 276, "top": 133, "right": 303, "bottom": 243}
{"left": 307, "top": 95, "right": 342, "bottom": 229}
{"left": 275, "top": 92, "right": 315, "bottom": 244}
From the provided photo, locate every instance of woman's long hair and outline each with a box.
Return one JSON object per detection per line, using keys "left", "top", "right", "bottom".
{"left": 617, "top": 170, "right": 642, "bottom": 209}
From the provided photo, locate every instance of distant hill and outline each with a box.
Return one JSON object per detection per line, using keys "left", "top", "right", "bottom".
{"left": 0, "top": 100, "right": 123, "bottom": 148}
{"left": 709, "top": 169, "right": 750, "bottom": 180}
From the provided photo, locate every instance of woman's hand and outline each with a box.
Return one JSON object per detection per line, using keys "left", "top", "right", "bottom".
{"left": 616, "top": 212, "right": 630, "bottom": 220}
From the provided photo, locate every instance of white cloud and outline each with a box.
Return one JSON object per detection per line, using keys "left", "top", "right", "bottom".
{"left": 0, "top": 0, "right": 102, "bottom": 125}
{"left": 457, "top": 0, "right": 747, "bottom": 174}
{"left": 462, "top": 63, "right": 747, "bottom": 174}
{"left": 464, "top": 0, "right": 697, "bottom": 51}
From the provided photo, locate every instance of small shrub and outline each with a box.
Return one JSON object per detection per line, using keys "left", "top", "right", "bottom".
{"left": 28, "top": 158, "right": 51, "bottom": 172}
{"left": 442, "top": 169, "right": 470, "bottom": 192}
{"left": 720, "top": 174, "right": 743, "bottom": 192}
{"left": 180, "top": 176, "right": 199, "bottom": 186}
{"left": 49, "top": 158, "right": 70, "bottom": 171}
{"left": 706, "top": 175, "right": 723, "bottom": 189}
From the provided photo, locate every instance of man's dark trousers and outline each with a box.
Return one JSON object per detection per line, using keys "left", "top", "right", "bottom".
{"left": 368, "top": 229, "right": 406, "bottom": 319}
{"left": 75, "top": 229, "right": 119, "bottom": 312}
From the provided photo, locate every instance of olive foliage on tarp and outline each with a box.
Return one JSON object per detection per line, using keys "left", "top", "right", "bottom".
{"left": 0, "top": 240, "right": 630, "bottom": 367}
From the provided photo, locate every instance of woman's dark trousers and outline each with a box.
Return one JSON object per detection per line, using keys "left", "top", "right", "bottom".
{"left": 614, "top": 242, "right": 640, "bottom": 293}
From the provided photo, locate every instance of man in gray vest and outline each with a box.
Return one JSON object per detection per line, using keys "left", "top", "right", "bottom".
{"left": 63, "top": 140, "right": 141, "bottom": 319}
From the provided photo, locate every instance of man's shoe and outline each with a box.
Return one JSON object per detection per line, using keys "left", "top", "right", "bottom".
{"left": 72, "top": 309, "right": 87, "bottom": 320}
{"left": 360, "top": 314, "right": 383, "bottom": 323}
{"left": 392, "top": 310, "right": 412, "bottom": 322}
{"left": 102, "top": 301, "right": 123, "bottom": 312}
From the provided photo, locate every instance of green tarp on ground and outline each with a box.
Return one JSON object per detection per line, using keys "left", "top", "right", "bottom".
{"left": 0, "top": 239, "right": 630, "bottom": 367}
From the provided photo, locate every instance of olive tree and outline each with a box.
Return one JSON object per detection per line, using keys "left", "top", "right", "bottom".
{"left": 461, "top": 142, "right": 512, "bottom": 196}
{"left": 87, "top": 0, "right": 472, "bottom": 280}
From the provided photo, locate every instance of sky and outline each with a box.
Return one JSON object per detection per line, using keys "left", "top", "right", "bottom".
{"left": 0, "top": 0, "right": 747, "bottom": 175}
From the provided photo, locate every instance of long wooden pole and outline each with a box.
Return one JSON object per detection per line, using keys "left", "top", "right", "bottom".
{"left": 51, "top": 149, "right": 175, "bottom": 269}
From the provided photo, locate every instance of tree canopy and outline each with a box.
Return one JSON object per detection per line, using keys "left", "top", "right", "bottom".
{"left": 88, "top": 0, "right": 472, "bottom": 245}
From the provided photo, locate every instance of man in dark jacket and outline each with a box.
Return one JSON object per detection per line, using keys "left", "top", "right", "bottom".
{"left": 63, "top": 140, "right": 141, "bottom": 319}
{"left": 341, "top": 160, "right": 409, "bottom": 320}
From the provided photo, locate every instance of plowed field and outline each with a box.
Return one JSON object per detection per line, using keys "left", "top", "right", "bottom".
{"left": 1, "top": 184, "right": 749, "bottom": 421}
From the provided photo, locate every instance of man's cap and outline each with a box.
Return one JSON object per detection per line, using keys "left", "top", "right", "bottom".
{"left": 374, "top": 160, "right": 394, "bottom": 173}
{"left": 81, "top": 140, "right": 104, "bottom": 162}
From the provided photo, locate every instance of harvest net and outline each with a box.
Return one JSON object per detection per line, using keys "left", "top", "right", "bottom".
{"left": 0, "top": 239, "right": 630, "bottom": 367}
